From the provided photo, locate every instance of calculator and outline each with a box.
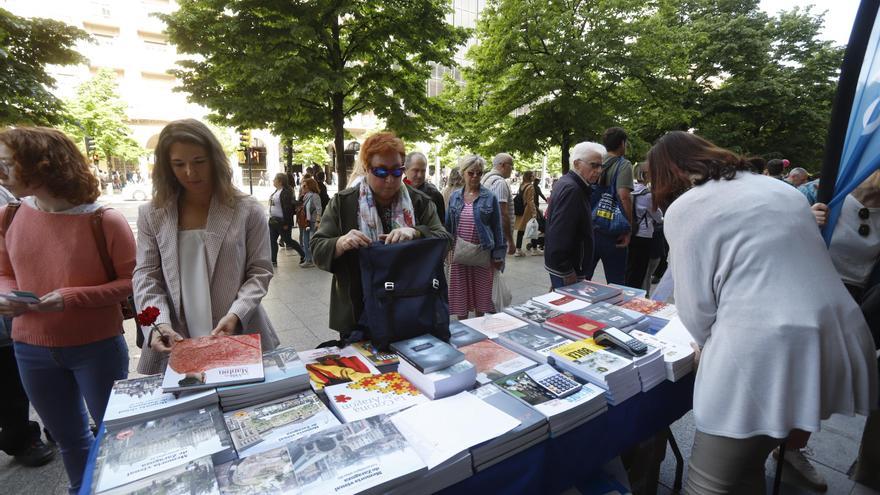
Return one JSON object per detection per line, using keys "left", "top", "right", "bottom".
{"left": 594, "top": 327, "right": 648, "bottom": 356}
{"left": 525, "top": 364, "right": 582, "bottom": 399}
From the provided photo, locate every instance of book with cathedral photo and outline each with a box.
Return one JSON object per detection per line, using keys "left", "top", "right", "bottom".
{"left": 104, "top": 374, "right": 218, "bottom": 431}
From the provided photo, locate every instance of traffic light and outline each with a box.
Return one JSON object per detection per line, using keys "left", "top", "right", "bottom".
{"left": 84, "top": 136, "right": 95, "bottom": 156}
{"left": 239, "top": 130, "right": 251, "bottom": 151}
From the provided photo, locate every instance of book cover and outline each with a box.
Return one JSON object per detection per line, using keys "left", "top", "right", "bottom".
{"left": 104, "top": 374, "right": 216, "bottom": 428}
{"left": 503, "top": 301, "right": 563, "bottom": 325}
{"left": 531, "top": 292, "right": 590, "bottom": 313}
{"left": 350, "top": 341, "right": 399, "bottom": 368}
{"left": 94, "top": 407, "right": 233, "bottom": 493}
{"left": 390, "top": 334, "right": 465, "bottom": 373}
{"left": 619, "top": 298, "right": 678, "bottom": 320}
{"left": 298, "top": 346, "right": 381, "bottom": 392}
{"left": 460, "top": 312, "right": 528, "bottom": 339}
{"left": 544, "top": 313, "right": 608, "bottom": 339}
{"left": 554, "top": 281, "right": 622, "bottom": 303}
{"left": 609, "top": 283, "right": 647, "bottom": 302}
{"left": 573, "top": 302, "right": 643, "bottom": 329}
{"left": 448, "top": 321, "right": 488, "bottom": 348}
{"left": 214, "top": 415, "right": 426, "bottom": 495}
{"left": 223, "top": 391, "right": 341, "bottom": 458}
{"left": 548, "top": 339, "right": 632, "bottom": 381}
{"left": 161, "top": 335, "right": 264, "bottom": 392}
{"left": 471, "top": 383, "right": 546, "bottom": 436}
{"left": 325, "top": 372, "right": 428, "bottom": 423}
{"left": 629, "top": 330, "right": 694, "bottom": 365}
{"left": 219, "top": 346, "right": 308, "bottom": 396}
{"left": 99, "top": 456, "right": 220, "bottom": 495}
{"left": 496, "top": 324, "right": 571, "bottom": 360}
{"left": 458, "top": 340, "right": 537, "bottom": 384}
{"left": 493, "top": 370, "right": 605, "bottom": 418}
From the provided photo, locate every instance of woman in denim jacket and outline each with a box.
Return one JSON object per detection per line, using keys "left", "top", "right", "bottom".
{"left": 445, "top": 155, "right": 506, "bottom": 318}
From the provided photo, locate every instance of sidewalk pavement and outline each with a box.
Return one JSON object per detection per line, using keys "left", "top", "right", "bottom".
{"left": 1, "top": 249, "right": 876, "bottom": 495}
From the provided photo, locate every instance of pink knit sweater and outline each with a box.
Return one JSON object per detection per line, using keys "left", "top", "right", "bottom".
{"left": 0, "top": 203, "right": 136, "bottom": 347}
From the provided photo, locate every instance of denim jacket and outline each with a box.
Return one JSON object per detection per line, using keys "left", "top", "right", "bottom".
{"left": 446, "top": 186, "right": 507, "bottom": 260}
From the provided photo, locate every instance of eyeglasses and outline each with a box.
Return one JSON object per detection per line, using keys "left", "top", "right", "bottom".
{"left": 859, "top": 208, "right": 870, "bottom": 237}
{"left": 369, "top": 166, "right": 405, "bottom": 179}
{"left": 466, "top": 169, "right": 483, "bottom": 177}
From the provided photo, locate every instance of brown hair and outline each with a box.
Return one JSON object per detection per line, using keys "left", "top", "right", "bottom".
{"left": 647, "top": 131, "right": 749, "bottom": 210}
{"left": 520, "top": 171, "right": 535, "bottom": 192}
{"left": 0, "top": 127, "right": 100, "bottom": 204}
{"left": 152, "top": 119, "right": 242, "bottom": 207}
{"left": 274, "top": 172, "right": 290, "bottom": 189}
{"left": 301, "top": 177, "right": 320, "bottom": 194}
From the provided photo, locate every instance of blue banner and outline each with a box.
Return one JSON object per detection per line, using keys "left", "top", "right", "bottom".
{"left": 824, "top": 7, "right": 880, "bottom": 243}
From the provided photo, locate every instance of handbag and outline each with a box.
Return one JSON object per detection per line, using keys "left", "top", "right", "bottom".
{"left": 452, "top": 237, "right": 491, "bottom": 267}
{"left": 358, "top": 237, "right": 451, "bottom": 350}
{"left": 591, "top": 157, "right": 631, "bottom": 236}
{"left": 295, "top": 202, "right": 309, "bottom": 229}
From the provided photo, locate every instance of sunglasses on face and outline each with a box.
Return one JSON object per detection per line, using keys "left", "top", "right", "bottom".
{"left": 859, "top": 208, "right": 871, "bottom": 237}
{"left": 466, "top": 169, "right": 483, "bottom": 177}
{"left": 369, "top": 166, "right": 405, "bottom": 179}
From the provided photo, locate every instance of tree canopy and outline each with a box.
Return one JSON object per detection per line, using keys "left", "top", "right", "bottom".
{"left": 163, "top": 0, "right": 468, "bottom": 187}
{"left": 0, "top": 8, "right": 87, "bottom": 126}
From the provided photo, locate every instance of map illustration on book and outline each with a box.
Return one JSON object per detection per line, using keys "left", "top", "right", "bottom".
{"left": 161, "top": 335, "right": 264, "bottom": 392}
{"left": 214, "top": 415, "right": 426, "bottom": 495}
{"left": 298, "top": 346, "right": 380, "bottom": 392}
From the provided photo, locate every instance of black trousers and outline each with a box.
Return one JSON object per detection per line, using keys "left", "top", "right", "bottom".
{"left": 0, "top": 344, "right": 37, "bottom": 455}
{"left": 268, "top": 219, "right": 304, "bottom": 262}
{"left": 625, "top": 235, "right": 654, "bottom": 290}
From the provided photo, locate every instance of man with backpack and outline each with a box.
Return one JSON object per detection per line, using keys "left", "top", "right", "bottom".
{"left": 483, "top": 153, "right": 517, "bottom": 258}
{"left": 585, "top": 127, "right": 634, "bottom": 285}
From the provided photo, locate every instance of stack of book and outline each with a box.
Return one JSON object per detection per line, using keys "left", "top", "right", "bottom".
{"left": 457, "top": 339, "right": 537, "bottom": 385}
{"left": 531, "top": 292, "right": 591, "bottom": 313}
{"left": 543, "top": 312, "right": 609, "bottom": 340}
{"left": 214, "top": 415, "right": 427, "bottom": 495}
{"left": 222, "top": 390, "right": 341, "bottom": 458}
{"left": 609, "top": 283, "right": 647, "bottom": 302}
{"left": 325, "top": 372, "right": 429, "bottom": 422}
{"left": 459, "top": 312, "right": 529, "bottom": 339}
{"left": 589, "top": 336, "right": 667, "bottom": 392}
{"left": 103, "top": 374, "right": 218, "bottom": 431}
{"left": 630, "top": 330, "right": 695, "bottom": 381}
{"left": 494, "top": 323, "right": 572, "bottom": 363}
{"left": 91, "top": 406, "right": 235, "bottom": 494}
{"left": 546, "top": 340, "right": 641, "bottom": 405}
{"left": 350, "top": 340, "right": 400, "bottom": 373}
{"left": 162, "top": 334, "right": 265, "bottom": 393}
{"left": 217, "top": 346, "right": 310, "bottom": 411}
{"left": 448, "top": 320, "right": 489, "bottom": 348}
{"left": 493, "top": 369, "right": 607, "bottom": 436}
{"left": 469, "top": 383, "right": 550, "bottom": 471}
{"left": 503, "top": 300, "right": 564, "bottom": 326}
{"left": 95, "top": 455, "right": 220, "bottom": 495}
{"left": 386, "top": 452, "right": 473, "bottom": 495}
{"left": 618, "top": 298, "right": 679, "bottom": 332}
{"left": 574, "top": 302, "right": 650, "bottom": 333}
{"left": 554, "top": 280, "right": 624, "bottom": 305}
{"left": 393, "top": 334, "right": 477, "bottom": 399}
{"left": 298, "top": 346, "right": 381, "bottom": 393}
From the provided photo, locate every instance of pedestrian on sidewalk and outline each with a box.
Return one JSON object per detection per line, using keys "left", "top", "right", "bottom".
{"left": 0, "top": 127, "right": 134, "bottom": 494}
{"left": 298, "top": 177, "right": 323, "bottom": 268}
{"left": 268, "top": 173, "right": 305, "bottom": 266}
{"left": 513, "top": 170, "right": 537, "bottom": 257}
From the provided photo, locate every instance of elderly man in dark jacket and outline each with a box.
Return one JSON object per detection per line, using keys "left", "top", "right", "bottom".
{"left": 544, "top": 141, "right": 606, "bottom": 288}
{"left": 403, "top": 151, "right": 446, "bottom": 222}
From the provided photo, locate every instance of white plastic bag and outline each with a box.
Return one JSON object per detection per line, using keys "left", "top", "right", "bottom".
{"left": 523, "top": 218, "right": 539, "bottom": 240}
{"left": 492, "top": 269, "right": 512, "bottom": 312}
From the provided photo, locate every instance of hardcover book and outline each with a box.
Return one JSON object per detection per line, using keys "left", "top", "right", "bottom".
{"left": 94, "top": 407, "right": 234, "bottom": 493}
{"left": 495, "top": 323, "right": 571, "bottom": 363}
{"left": 298, "top": 346, "right": 380, "bottom": 392}
{"left": 554, "top": 281, "right": 622, "bottom": 303}
{"left": 223, "top": 391, "right": 341, "bottom": 458}
{"left": 325, "top": 372, "right": 429, "bottom": 423}
{"left": 544, "top": 313, "right": 608, "bottom": 339}
{"left": 214, "top": 415, "right": 426, "bottom": 495}
{"left": 458, "top": 339, "right": 537, "bottom": 384}
{"left": 503, "top": 301, "right": 564, "bottom": 325}
{"left": 104, "top": 374, "right": 217, "bottom": 430}
{"left": 448, "top": 321, "right": 489, "bottom": 348}
{"left": 390, "top": 334, "right": 465, "bottom": 373}
{"left": 161, "top": 335, "right": 264, "bottom": 393}
{"left": 573, "top": 302, "right": 644, "bottom": 330}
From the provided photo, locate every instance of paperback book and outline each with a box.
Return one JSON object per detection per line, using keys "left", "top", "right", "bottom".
{"left": 618, "top": 298, "right": 679, "bottom": 331}
{"left": 448, "top": 320, "right": 489, "bottom": 348}
{"left": 573, "top": 302, "right": 647, "bottom": 332}
{"left": 298, "top": 346, "right": 380, "bottom": 393}
{"left": 350, "top": 340, "right": 400, "bottom": 372}
{"left": 543, "top": 313, "right": 608, "bottom": 340}
{"left": 609, "top": 283, "right": 647, "bottom": 302}
{"left": 325, "top": 372, "right": 428, "bottom": 423}
{"left": 162, "top": 335, "right": 264, "bottom": 393}
{"left": 629, "top": 330, "right": 695, "bottom": 381}
{"left": 390, "top": 334, "right": 465, "bottom": 373}
{"left": 470, "top": 383, "right": 549, "bottom": 470}
{"left": 223, "top": 391, "right": 341, "bottom": 458}
{"left": 98, "top": 456, "right": 220, "bottom": 495}
{"left": 531, "top": 292, "right": 590, "bottom": 313}
{"left": 214, "top": 415, "right": 426, "bottom": 495}
{"left": 494, "top": 323, "right": 572, "bottom": 363}
{"left": 457, "top": 339, "right": 537, "bottom": 384}
{"left": 503, "top": 301, "right": 564, "bottom": 326}
{"left": 93, "top": 406, "right": 234, "bottom": 493}
{"left": 104, "top": 374, "right": 217, "bottom": 431}
{"left": 218, "top": 346, "right": 310, "bottom": 410}
{"left": 554, "top": 281, "right": 623, "bottom": 304}
{"left": 397, "top": 359, "right": 477, "bottom": 400}
{"left": 546, "top": 339, "right": 640, "bottom": 404}
{"left": 459, "top": 312, "right": 528, "bottom": 339}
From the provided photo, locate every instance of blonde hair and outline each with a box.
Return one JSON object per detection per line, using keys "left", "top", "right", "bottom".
{"left": 152, "top": 119, "right": 243, "bottom": 207}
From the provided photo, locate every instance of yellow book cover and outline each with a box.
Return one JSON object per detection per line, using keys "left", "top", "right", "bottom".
{"left": 549, "top": 339, "right": 598, "bottom": 362}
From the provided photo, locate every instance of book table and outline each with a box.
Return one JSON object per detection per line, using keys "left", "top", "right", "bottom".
{"left": 79, "top": 374, "right": 694, "bottom": 495}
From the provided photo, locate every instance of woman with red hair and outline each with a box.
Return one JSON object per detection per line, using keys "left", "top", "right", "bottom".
{"left": 311, "top": 132, "right": 451, "bottom": 340}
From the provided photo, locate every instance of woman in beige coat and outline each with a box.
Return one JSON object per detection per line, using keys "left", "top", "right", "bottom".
{"left": 514, "top": 170, "right": 537, "bottom": 256}
{"left": 134, "top": 119, "right": 279, "bottom": 374}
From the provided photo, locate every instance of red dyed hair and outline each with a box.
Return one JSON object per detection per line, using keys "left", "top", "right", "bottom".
{"left": 0, "top": 127, "right": 100, "bottom": 204}
{"left": 360, "top": 132, "right": 405, "bottom": 169}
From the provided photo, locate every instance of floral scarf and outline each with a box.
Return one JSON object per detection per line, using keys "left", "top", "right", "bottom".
{"left": 357, "top": 179, "right": 416, "bottom": 242}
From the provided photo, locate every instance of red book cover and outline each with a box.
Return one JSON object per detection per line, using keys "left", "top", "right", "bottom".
{"left": 545, "top": 313, "right": 607, "bottom": 338}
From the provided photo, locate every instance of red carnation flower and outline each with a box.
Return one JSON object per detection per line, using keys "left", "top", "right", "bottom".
{"left": 136, "top": 306, "right": 160, "bottom": 326}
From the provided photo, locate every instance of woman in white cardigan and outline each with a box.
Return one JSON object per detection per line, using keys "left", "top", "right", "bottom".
{"left": 134, "top": 119, "right": 279, "bottom": 374}
{"left": 649, "top": 131, "right": 877, "bottom": 494}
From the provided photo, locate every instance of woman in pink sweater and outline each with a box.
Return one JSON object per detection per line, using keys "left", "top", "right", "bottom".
{"left": 0, "top": 128, "right": 134, "bottom": 494}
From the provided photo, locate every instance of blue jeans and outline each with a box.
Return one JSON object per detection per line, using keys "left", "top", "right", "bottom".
{"left": 300, "top": 221, "right": 314, "bottom": 262}
{"left": 585, "top": 232, "right": 628, "bottom": 285}
{"left": 549, "top": 274, "right": 586, "bottom": 289}
{"left": 15, "top": 335, "right": 128, "bottom": 494}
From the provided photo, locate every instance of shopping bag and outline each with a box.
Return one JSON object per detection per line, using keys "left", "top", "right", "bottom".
{"left": 523, "top": 218, "right": 539, "bottom": 240}
{"left": 492, "top": 269, "right": 512, "bottom": 312}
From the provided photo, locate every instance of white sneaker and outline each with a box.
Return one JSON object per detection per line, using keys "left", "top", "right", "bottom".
{"left": 300, "top": 261, "right": 315, "bottom": 268}
{"left": 514, "top": 250, "right": 525, "bottom": 257}
{"left": 775, "top": 448, "right": 828, "bottom": 492}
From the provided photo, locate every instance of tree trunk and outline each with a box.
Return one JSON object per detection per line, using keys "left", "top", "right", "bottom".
{"left": 332, "top": 93, "right": 347, "bottom": 189}
{"left": 560, "top": 129, "right": 571, "bottom": 175}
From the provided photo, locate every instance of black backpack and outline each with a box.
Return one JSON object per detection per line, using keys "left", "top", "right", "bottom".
{"left": 357, "top": 237, "right": 451, "bottom": 350}
{"left": 513, "top": 186, "right": 527, "bottom": 216}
